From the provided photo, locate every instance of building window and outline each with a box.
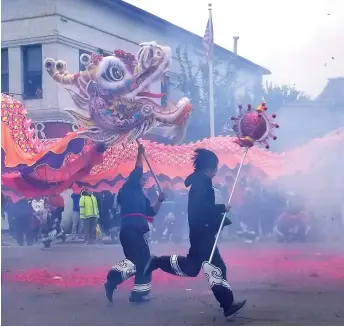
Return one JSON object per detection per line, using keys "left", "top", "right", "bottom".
{"left": 23, "top": 44, "right": 43, "bottom": 99}
{"left": 161, "top": 76, "right": 170, "bottom": 107}
{"left": 79, "top": 49, "right": 92, "bottom": 71}
{"left": 1, "top": 48, "right": 9, "bottom": 94}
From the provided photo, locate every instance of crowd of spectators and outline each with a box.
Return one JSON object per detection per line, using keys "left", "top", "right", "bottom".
{"left": 3, "top": 174, "right": 342, "bottom": 245}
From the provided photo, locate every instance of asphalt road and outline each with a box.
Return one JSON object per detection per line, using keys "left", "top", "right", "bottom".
{"left": 2, "top": 241, "right": 344, "bottom": 326}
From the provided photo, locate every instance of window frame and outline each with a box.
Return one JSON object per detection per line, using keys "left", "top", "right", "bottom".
{"left": 22, "top": 44, "right": 43, "bottom": 100}
{"left": 1, "top": 48, "right": 9, "bottom": 94}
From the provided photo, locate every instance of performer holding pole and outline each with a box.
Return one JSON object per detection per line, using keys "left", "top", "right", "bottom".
{"left": 143, "top": 148, "right": 247, "bottom": 319}
{"left": 143, "top": 99, "right": 279, "bottom": 318}
{"left": 104, "top": 144, "right": 166, "bottom": 303}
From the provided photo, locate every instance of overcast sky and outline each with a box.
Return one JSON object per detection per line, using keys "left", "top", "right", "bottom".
{"left": 126, "top": 0, "right": 344, "bottom": 98}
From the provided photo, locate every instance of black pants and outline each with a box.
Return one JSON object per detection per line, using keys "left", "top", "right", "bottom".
{"left": 51, "top": 207, "right": 63, "bottom": 224}
{"left": 155, "top": 232, "right": 234, "bottom": 312}
{"left": 99, "top": 211, "right": 111, "bottom": 234}
{"left": 106, "top": 226, "right": 152, "bottom": 298}
{"left": 15, "top": 216, "right": 33, "bottom": 246}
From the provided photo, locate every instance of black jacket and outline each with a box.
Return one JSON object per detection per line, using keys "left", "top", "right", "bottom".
{"left": 185, "top": 171, "right": 227, "bottom": 235}
{"left": 117, "top": 166, "right": 155, "bottom": 233}
{"left": 14, "top": 199, "right": 34, "bottom": 219}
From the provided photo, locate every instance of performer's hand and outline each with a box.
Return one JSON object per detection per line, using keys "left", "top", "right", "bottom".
{"left": 223, "top": 217, "right": 232, "bottom": 226}
{"left": 138, "top": 144, "right": 145, "bottom": 156}
{"left": 225, "top": 204, "right": 231, "bottom": 212}
{"left": 158, "top": 192, "right": 166, "bottom": 202}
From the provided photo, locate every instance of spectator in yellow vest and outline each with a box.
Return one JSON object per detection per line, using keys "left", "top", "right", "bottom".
{"left": 79, "top": 190, "right": 99, "bottom": 245}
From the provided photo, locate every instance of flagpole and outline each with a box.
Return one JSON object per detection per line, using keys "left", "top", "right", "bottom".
{"left": 208, "top": 3, "right": 215, "bottom": 137}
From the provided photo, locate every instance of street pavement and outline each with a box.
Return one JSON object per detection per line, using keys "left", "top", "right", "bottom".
{"left": 1, "top": 241, "right": 344, "bottom": 326}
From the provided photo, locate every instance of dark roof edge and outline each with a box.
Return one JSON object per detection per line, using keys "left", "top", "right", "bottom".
{"left": 99, "top": 0, "right": 271, "bottom": 75}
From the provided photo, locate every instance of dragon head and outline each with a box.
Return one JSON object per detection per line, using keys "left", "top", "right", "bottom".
{"left": 44, "top": 41, "right": 190, "bottom": 145}
{"left": 44, "top": 42, "right": 172, "bottom": 104}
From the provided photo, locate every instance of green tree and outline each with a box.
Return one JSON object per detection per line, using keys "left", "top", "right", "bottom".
{"left": 262, "top": 82, "right": 310, "bottom": 111}
{"left": 174, "top": 45, "right": 238, "bottom": 141}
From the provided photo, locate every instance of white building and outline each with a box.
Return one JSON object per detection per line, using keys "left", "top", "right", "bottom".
{"left": 1, "top": 0, "right": 270, "bottom": 139}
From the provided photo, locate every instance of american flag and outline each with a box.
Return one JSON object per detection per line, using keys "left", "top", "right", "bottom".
{"left": 202, "top": 10, "right": 214, "bottom": 59}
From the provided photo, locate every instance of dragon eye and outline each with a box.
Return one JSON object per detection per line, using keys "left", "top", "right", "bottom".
{"left": 102, "top": 64, "right": 124, "bottom": 82}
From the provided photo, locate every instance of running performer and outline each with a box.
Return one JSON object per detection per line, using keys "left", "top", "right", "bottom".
{"left": 143, "top": 148, "right": 247, "bottom": 319}
{"left": 104, "top": 144, "right": 165, "bottom": 303}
